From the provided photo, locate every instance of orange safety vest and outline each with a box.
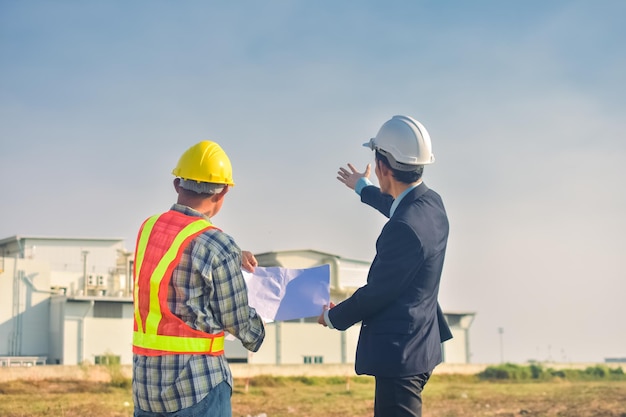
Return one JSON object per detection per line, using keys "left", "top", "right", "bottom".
{"left": 132, "top": 210, "right": 225, "bottom": 356}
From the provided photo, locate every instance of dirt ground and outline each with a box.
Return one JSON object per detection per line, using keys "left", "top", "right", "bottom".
{"left": 1, "top": 377, "right": 625, "bottom": 417}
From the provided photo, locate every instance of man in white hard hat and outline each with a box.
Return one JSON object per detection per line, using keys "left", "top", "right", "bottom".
{"left": 318, "top": 116, "right": 451, "bottom": 417}
{"left": 133, "top": 141, "right": 265, "bottom": 417}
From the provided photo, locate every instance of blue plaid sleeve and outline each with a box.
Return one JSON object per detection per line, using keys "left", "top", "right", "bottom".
{"left": 199, "top": 231, "right": 265, "bottom": 352}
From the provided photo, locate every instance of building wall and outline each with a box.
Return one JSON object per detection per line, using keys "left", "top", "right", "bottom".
{"left": 83, "top": 317, "right": 133, "bottom": 365}
{"left": 443, "top": 313, "right": 475, "bottom": 364}
{"left": 279, "top": 322, "right": 343, "bottom": 364}
{"left": 0, "top": 237, "right": 127, "bottom": 297}
{"left": 251, "top": 324, "right": 277, "bottom": 364}
{"left": 49, "top": 297, "right": 65, "bottom": 364}
{"left": 63, "top": 319, "right": 80, "bottom": 365}
{"left": 253, "top": 250, "right": 474, "bottom": 365}
{"left": 241, "top": 320, "right": 469, "bottom": 366}
{"left": 61, "top": 300, "right": 134, "bottom": 365}
{"left": 62, "top": 300, "right": 94, "bottom": 365}
{"left": 245, "top": 322, "right": 344, "bottom": 365}
{"left": 444, "top": 327, "right": 468, "bottom": 363}
{"left": 1, "top": 236, "right": 132, "bottom": 365}
{"left": 345, "top": 326, "right": 361, "bottom": 363}
{"left": 0, "top": 259, "right": 14, "bottom": 354}
{"left": 1, "top": 243, "right": 474, "bottom": 366}
{"left": 0, "top": 257, "right": 51, "bottom": 357}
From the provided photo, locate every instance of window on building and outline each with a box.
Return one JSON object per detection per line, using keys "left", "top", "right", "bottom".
{"left": 93, "top": 302, "right": 123, "bottom": 318}
{"left": 303, "top": 356, "right": 323, "bottom": 364}
{"left": 445, "top": 315, "right": 461, "bottom": 327}
{"left": 94, "top": 355, "right": 120, "bottom": 365}
{"left": 51, "top": 286, "right": 67, "bottom": 295}
{"left": 285, "top": 316, "right": 318, "bottom": 324}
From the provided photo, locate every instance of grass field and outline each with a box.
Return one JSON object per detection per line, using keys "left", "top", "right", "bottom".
{"left": 1, "top": 374, "right": 625, "bottom": 417}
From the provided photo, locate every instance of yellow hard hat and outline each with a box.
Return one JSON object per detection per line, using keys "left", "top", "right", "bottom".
{"left": 172, "top": 141, "right": 235, "bottom": 186}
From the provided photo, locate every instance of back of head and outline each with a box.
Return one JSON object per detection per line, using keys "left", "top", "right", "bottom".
{"left": 374, "top": 150, "right": 424, "bottom": 184}
{"left": 172, "top": 141, "right": 234, "bottom": 195}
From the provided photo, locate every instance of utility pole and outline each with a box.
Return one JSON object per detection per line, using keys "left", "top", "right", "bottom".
{"left": 498, "top": 327, "right": 504, "bottom": 363}
{"left": 117, "top": 249, "right": 133, "bottom": 297}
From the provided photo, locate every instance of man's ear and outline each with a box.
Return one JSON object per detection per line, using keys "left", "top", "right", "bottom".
{"left": 173, "top": 178, "right": 181, "bottom": 193}
{"left": 376, "top": 160, "right": 391, "bottom": 177}
{"left": 212, "top": 185, "right": 229, "bottom": 201}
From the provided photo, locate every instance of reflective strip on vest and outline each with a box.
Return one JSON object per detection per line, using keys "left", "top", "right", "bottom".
{"left": 133, "top": 212, "right": 224, "bottom": 355}
{"left": 133, "top": 331, "right": 225, "bottom": 354}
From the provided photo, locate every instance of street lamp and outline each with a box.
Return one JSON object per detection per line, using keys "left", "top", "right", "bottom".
{"left": 498, "top": 327, "right": 504, "bottom": 363}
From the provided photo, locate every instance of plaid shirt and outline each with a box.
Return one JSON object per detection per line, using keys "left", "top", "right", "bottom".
{"left": 133, "top": 204, "right": 265, "bottom": 413}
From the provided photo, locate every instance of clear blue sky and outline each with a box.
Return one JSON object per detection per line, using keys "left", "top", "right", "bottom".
{"left": 1, "top": 1, "right": 625, "bottom": 364}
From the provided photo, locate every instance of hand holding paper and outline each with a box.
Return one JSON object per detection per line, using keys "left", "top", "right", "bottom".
{"left": 317, "top": 302, "right": 336, "bottom": 326}
{"left": 241, "top": 250, "right": 258, "bottom": 273}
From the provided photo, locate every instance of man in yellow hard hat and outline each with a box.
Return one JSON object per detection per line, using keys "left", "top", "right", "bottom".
{"left": 132, "top": 140, "right": 265, "bottom": 417}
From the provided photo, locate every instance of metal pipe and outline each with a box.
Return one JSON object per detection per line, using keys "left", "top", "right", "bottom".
{"left": 82, "top": 251, "right": 89, "bottom": 296}
{"left": 79, "top": 300, "right": 95, "bottom": 364}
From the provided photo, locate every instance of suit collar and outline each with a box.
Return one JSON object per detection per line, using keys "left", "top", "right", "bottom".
{"left": 391, "top": 182, "right": 429, "bottom": 217}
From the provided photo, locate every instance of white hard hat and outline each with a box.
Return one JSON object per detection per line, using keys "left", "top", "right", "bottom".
{"left": 363, "top": 115, "right": 435, "bottom": 170}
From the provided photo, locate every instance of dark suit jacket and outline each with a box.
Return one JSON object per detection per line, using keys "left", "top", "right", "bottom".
{"left": 328, "top": 182, "right": 451, "bottom": 377}
{"left": 358, "top": 183, "right": 453, "bottom": 344}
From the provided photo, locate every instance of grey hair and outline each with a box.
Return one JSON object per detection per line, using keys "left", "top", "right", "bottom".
{"left": 179, "top": 178, "right": 225, "bottom": 195}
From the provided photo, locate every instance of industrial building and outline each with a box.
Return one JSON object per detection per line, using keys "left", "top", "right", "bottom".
{"left": 0, "top": 236, "right": 474, "bottom": 366}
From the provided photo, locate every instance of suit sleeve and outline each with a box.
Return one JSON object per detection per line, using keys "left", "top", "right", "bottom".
{"left": 360, "top": 185, "right": 394, "bottom": 218}
{"left": 329, "top": 221, "right": 422, "bottom": 330}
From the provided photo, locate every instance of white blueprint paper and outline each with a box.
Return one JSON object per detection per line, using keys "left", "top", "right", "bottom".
{"left": 242, "top": 264, "right": 330, "bottom": 322}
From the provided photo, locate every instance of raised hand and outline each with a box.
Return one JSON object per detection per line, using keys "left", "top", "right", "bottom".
{"left": 337, "top": 163, "right": 371, "bottom": 190}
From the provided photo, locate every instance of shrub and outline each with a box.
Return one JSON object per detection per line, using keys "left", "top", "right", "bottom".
{"left": 248, "top": 375, "right": 286, "bottom": 387}
{"left": 529, "top": 364, "right": 544, "bottom": 379}
{"left": 478, "top": 363, "right": 531, "bottom": 380}
{"left": 585, "top": 366, "right": 607, "bottom": 378}
{"left": 478, "top": 364, "right": 626, "bottom": 381}
{"left": 101, "top": 351, "right": 131, "bottom": 389}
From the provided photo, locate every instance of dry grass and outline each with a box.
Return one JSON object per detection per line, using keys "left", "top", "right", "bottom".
{"left": 0, "top": 375, "right": 625, "bottom": 417}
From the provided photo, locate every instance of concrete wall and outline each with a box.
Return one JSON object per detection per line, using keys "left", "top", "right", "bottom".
{"left": 49, "top": 297, "right": 64, "bottom": 364}
{"left": 252, "top": 250, "right": 474, "bottom": 365}
{"left": 445, "top": 328, "right": 468, "bottom": 363}
{"left": 275, "top": 322, "right": 344, "bottom": 364}
{"left": 83, "top": 317, "right": 133, "bottom": 365}
{"left": 1, "top": 246, "right": 476, "bottom": 367}
{"left": 236, "top": 320, "right": 470, "bottom": 366}
{"left": 0, "top": 237, "right": 128, "bottom": 297}
{"left": 60, "top": 301, "right": 134, "bottom": 365}
{"left": 63, "top": 318, "right": 80, "bottom": 365}
{"left": 0, "top": 257, "right": 51, "bottom": 357}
